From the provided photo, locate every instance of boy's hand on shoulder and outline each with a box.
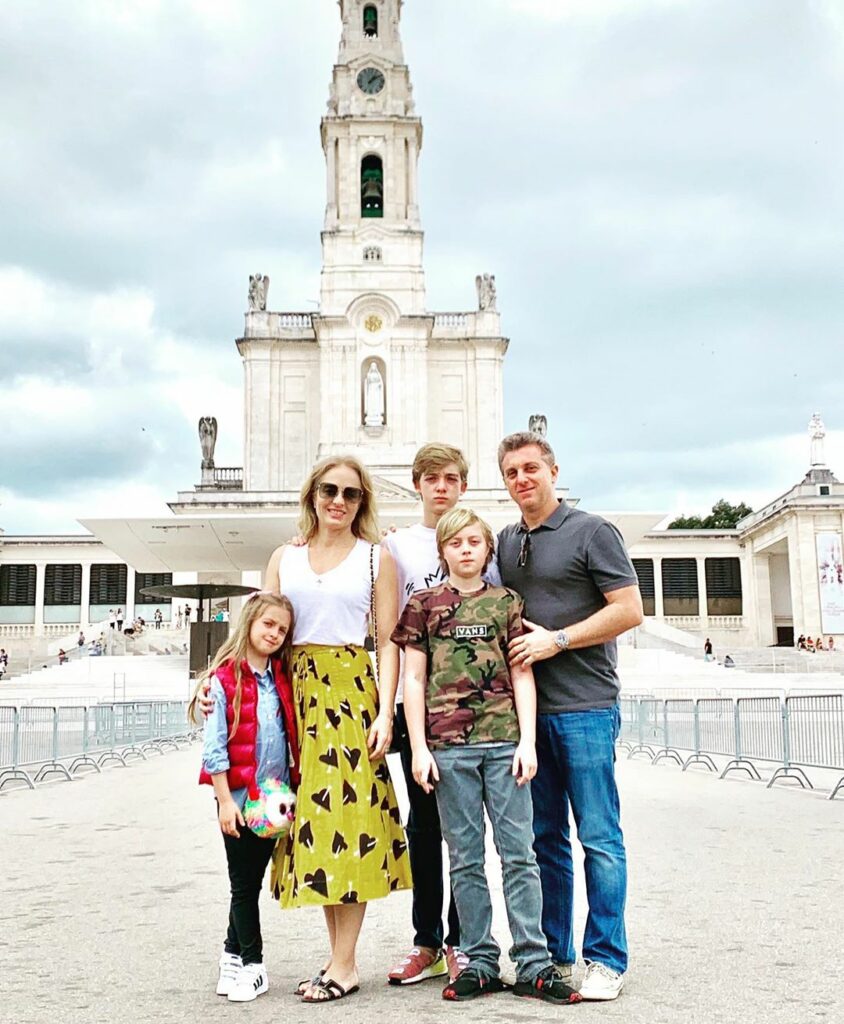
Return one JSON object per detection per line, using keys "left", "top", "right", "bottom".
{"left": 290, "top": 534, "right": 307, "bottom": 547}
{"left": 512, "top": 742, "right": 537, "bottom": 786}
{"left": 218, "top": 799, "right": 244, "bottom": 838}
{"left": 412, "top": 747, "right": 439, "bottom": 794}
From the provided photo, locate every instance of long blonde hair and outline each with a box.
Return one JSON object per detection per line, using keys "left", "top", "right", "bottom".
{"left": 297, "top": 455, "right": 380, "bottom": 543}
{"left": 188, "top": 592, "right": 295, "bottom": 737}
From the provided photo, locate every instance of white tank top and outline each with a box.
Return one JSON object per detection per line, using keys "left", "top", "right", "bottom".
{"left": 279, "top": 539, "right": 380, "bottom": 646}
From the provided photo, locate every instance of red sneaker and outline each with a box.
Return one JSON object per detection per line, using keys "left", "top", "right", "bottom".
{"left": 387, "top": 947, "right": 448, "bottom": 986}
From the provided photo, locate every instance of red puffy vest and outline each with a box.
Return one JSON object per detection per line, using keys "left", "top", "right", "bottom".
{"left": 198, "top": 657, "right": 300, "bottom": 796}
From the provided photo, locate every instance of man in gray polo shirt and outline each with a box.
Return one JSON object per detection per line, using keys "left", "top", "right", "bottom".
{"left": 496, "top": 432, "right": 643, "bottom": 1002}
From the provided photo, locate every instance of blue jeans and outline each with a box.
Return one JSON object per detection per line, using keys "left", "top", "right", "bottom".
{"left": 432, "top": 743, "right": 552, "bottom": 982}
{"left": 532, "top": 706, "right": 628, "bottom": 975}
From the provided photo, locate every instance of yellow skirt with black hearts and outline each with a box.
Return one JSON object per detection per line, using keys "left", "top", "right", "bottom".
{"left": 272, "top": 644, "right": 412, "bottom": 908}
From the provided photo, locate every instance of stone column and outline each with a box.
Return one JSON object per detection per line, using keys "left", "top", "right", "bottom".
{"left": 654, "top": 557, "right": 664, "bottom": 618}
{"left": 406, "top": 133, "right": 419, "bottom": 222}
{"left": 125, "top": 567, "right": 136, "bottom": 625}
{"left": 325, "top": 135, "right": 338, "bottom": 224}
{"left": 752, "top": 553, "right": 775, "bottom": 646}
{"left": 80, "top": 563, "right": 91, "bottom": 629}
{"left": 696, "top": 556, "right": 708, "bottom": 626}
{"left": 34, "top": 562, "right": 46, "bottom": 635}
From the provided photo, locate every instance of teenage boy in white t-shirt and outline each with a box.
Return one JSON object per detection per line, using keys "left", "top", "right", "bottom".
{"left": 384, "top": 443, "right": 485, "bottom": 987}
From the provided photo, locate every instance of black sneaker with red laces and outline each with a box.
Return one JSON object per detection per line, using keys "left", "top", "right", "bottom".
{"left": 442, "top": 968, "right": 505, "bottom": 1002}
{"left": 512, "top": 965, "right": 583, "bottom": 1005}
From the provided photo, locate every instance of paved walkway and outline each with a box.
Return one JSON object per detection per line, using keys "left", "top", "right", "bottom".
{"left": 1, "top": 747, "right": 842, "bottom": 1024}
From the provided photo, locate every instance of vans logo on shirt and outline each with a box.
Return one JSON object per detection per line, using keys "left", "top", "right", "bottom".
{"left": 454, "top": 625, "right": 492, "bottom": 639}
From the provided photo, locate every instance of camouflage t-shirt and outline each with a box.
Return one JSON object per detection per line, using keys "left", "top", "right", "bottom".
{"left": 390, "top": 582, "right": 525, "bottom": 748}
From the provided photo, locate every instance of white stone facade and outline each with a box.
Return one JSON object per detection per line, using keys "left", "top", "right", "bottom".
{"left": 238, "top": 0, "right": 507, "bottom": 492}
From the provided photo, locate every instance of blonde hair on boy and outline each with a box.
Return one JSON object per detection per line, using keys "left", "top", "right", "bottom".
{"left": 412, "top": 443, "right": 469, "bottom": 485}
{"left": 435, "top": 507, "right": 495, "bottom": 575}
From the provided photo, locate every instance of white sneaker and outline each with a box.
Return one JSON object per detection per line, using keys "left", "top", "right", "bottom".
{"left": 579, "top": 961, "right": 624, "bottom": 1001}
{"left": 553, "top": 962, "right": 576, "bottom": 986}
{"left": 227, "top": 962, "right": 269, "bottom": 1002}
{"left": 216, "top": 952, "right": 242, "bottom": 996}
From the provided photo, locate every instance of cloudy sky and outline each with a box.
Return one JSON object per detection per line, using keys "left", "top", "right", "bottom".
{"left": 1, "top": 0, "right": 843, "bottom": 535}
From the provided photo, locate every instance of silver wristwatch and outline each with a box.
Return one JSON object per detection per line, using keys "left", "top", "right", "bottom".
{"left": 553, "top": 629, "right": 571, "bottom": 652}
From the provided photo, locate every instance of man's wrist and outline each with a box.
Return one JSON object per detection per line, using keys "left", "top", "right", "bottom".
{"left": 553, "top": 629, "right": 571, "bottom": 651}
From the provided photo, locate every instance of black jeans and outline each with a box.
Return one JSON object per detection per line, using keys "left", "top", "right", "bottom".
{"left": 222, "top": 820, "right": 276, "bottom": 965}
{"left": 395, "top": 703, "right": 460, "bottom": 950}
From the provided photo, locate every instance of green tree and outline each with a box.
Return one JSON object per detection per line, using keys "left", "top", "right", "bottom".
{"left": 668, "top": 499, "right": 753, "bottom": 530}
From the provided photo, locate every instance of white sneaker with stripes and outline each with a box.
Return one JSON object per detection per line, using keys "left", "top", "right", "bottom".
{"left": 216, "top": 952, "right": 242, "bottom": 996}
{"left": 228, "top": 962, "right": 269, "bottom": 1002}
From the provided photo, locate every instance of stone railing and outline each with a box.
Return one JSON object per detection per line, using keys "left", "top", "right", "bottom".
{"left": 243, "top": 311, "right": 315, "bottom": 340}
{"left": 433, "top": 313, "right": 468, "bottom": 330}
{"left": 707, "top": 615, "right": 744, "bottom": 629}
{"left": 664, "top": 616, "right": 702, "bottom": 631}
{"left": 213, "top": 467, "right": 244, "bottom": 490}
{"left": 0, "top": 624, "right": 35, "bottom": 638}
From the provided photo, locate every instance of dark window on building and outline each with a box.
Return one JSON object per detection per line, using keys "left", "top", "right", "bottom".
{"left": 361, "top": 155, "right": 383, "bottom": 217}
{"left": 819, "top": 485, "right": 830, "bottom": 496}
{"left": 632, "top": 558, "right": 655, "bottom": 616}
{"left": 363, "top": 4, "right": 378, "bottom": 36}
{"left": 705, "top": 557, "right": 743, "bottom": 616}
{"left": 135, "top": 572, "right": 174, "bottom": 605}
{"left": 89, "top": 564, "right": 127, "bottom": 606}
{"left": 44, "top": 564, "right": 82, "bottom": 606}
{"left": 662, "top": 558, "right": 699, "bottom": 616}
{"left": 0, "top": 564, "right": 37, "bottom": 606}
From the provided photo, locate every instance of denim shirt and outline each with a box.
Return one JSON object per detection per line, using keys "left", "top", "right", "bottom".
{"left": 201, "top": 665, "right": 289, "bottom": 810}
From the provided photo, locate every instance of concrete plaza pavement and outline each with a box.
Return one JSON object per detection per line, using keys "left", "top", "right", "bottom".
{"left": 1, "top": 746, "right": 842, "bottom": 1024}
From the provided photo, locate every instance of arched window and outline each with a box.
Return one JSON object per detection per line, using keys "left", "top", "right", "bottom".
{"left": 363, "top": 4, "right": 378, "bottom": 38}
{"left": 361, "top": 155, "right": 383, "bottom": 218}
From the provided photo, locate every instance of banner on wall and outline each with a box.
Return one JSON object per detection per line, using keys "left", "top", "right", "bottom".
{"left": 816, "top": 532, "right": 844, "bottom": 634}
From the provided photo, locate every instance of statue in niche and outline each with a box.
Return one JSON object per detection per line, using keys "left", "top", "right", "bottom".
{"left": 475, "top": 273, "right": 497, "bottom": 311}
{"left": 364, "top": 361, "right": 385, "bottom": 427}
{"left": 198, "top": 417, "right": 218, "bottom": 469}
{"left": 247, "top": 273, "right": 270, "bottom": 312}
{"left": 809, "top": 412, "right": 826, "bottom": 466}
{"left": 528, "top": 414, "right": 548, "bottom": 439}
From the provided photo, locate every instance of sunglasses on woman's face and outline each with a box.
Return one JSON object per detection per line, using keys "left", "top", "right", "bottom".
{"left": 317, "top": 482, "right": 364, "bottom": 504}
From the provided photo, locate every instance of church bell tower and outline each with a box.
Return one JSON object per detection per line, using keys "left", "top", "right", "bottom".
{"left": 320, "top": 0, "right": 425, "bottom": 315}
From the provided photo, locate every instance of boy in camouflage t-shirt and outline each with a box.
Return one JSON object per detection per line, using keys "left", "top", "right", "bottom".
{"left": 391, "top": 508, "right": 581, "bottom": 1006}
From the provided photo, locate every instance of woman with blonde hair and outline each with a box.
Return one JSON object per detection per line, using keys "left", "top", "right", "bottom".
{"left": 264, "top": 455, "right": 411, "bottom": 1003}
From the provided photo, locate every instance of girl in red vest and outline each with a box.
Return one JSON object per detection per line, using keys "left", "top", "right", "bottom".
{"left": 189, "top": 591, "right": 300, "bottom": 1004}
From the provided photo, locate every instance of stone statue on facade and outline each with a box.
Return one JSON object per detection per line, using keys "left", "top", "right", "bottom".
{"left": 364, "top": 361, "right": 385, "bottom": 427}
{"left": 475, "top": 273, "right": 497, "bottom": 312}
{"left": 809, "top": 412, "right": 826, "bottom": 467}
{"left": 198, "top": 417, "right": 218, "bottom": 469}
{"left": 248, "top": 274, "right": 270, "bottom": 312}
{"left": 528, "top": 414, "right": 548, "bottom": 438}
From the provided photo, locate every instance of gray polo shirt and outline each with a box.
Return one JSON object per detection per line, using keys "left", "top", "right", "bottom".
{"left": 498, "top": 502, "right": 638, "bottom": 714}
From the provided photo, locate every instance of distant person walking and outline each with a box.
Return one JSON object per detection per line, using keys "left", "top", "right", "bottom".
{"left": 78, "top": 631, "right": 85, "bottom": 648}
{"left": 154, "top": 609, "right": 163, "bottom": 630}
{"left": 116, "top": 608, "right": 124, "bottom": 631}
{"left": 176, "top": 607, "right": 183, "bottom": 629}
{"left": 703, "top": 638, "right": 713, "bottom": 662}
{"left": 108, "top": 609, "right": 116, "bottom": 630}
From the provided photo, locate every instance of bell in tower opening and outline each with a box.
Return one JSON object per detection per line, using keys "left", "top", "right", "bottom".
{"left": 361, "top": 155, "right": 384, "bottom": 218}
{"left": 363, "top": 4, "right": 378, "bottom": 37}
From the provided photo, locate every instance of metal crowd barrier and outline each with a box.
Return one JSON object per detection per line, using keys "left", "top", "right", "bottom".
{"left": 0, "top": 701, "right": 197, "bottom": 791}
{"left": 618, "top": 693, "right": 844, "bottom": 800}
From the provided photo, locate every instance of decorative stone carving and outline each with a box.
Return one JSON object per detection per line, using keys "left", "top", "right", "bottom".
{"left": 810, "top": 412, "right": 826, "bottom": 467}
{"left": 363, "top": 246, "right": 383, "bottom": 262}
{"left": 364, "top": 314, "right": 383, "bottom": 333}
{"left": 247, "top": 273, "right": 270, "bottom": 311}
{"left": 528, "top": 414, "right": 548, "bottom": 438}
{"left": 198, "top": 417, "right": 218, "bottom": 469}
{"left": 364, "top": 361, "right": 385, "bottom": 427}
{"left": 475, "top": 273, "right": 497, "bottom": 311}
